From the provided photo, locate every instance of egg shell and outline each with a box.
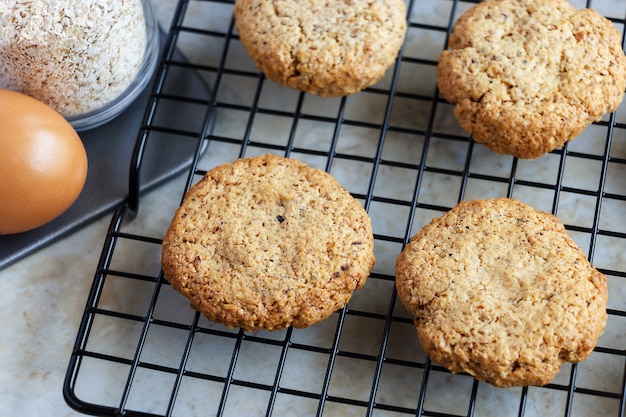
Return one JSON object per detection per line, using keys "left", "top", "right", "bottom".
{"left": 0, "top": 89, "right": 88, "bottom": 235}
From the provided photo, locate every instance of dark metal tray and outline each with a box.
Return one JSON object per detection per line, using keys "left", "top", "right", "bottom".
{"left": 0, "top": 39, "right": 209, "bottom": 270}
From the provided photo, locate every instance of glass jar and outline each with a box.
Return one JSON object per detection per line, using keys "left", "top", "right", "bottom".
{"left": 0, "top": 0, "right": 160, "bottom": 131}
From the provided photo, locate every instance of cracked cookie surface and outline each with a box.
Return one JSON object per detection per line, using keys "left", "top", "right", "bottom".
{"left": 395, "top": 198, "right": 608, "bottom": 387}
{"left": 437, "top": 0, "right": 626, "bottom": 159}
{"left": 161, "top": 154, "right": 375, "bottom": 331}
{"left": 234, "top": 0, "right": 407, "bottom": 97}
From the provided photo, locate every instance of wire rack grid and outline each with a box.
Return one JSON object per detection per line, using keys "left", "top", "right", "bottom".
{"left": 64, "top": 0, "right": 626, "bottom": 416}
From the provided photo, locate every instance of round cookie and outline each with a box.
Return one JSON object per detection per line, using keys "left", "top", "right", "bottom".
{"left": 437, "top": 0, "right": 626, "bottom": 159}
{"left": 395, "top": 198, "right": 608, "bottom": 387}
{"left": 234, "top": 0, "right": 407, "bottom": 97}
{"left": 161, "top": 154, "right": 375, "bottom": 331}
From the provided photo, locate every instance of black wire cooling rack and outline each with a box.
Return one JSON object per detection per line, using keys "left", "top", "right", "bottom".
{"left": 64, "top": 0, "right": 626, "bottom": 416}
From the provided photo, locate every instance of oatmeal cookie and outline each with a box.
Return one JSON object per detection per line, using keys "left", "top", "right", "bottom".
{"left": 437, "top": 0, "right": 626, "bottom": 159}
{"left": 234, "top": 0, "right": 407, "bottom": 97}
{"left": 395, "top": 198, "right": 608, "bottom": 387}
{"left": 161, "top": 154, "right": 375, "bottom": 331}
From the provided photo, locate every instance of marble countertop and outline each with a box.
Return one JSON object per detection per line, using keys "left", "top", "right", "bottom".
{"left": 1, "top": 1, "right": 625, "bottom": 416}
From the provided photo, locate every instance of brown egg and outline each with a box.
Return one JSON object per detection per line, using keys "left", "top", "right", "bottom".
{"left": 0, "top": 89, "right": 88, "bottom": 235}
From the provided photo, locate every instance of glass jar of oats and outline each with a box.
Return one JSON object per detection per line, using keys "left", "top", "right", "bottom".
{"left": 0, "top": 0, "right": 160, "bottom": 131}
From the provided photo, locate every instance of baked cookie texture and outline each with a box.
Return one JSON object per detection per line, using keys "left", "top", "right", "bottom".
{"left": 395, "top": 198, "right": 608, "bottom": 387}
{"left": 234, "top": 0, "right": 407, "bottom": 97}
{"left": 437, "top": 0, "right": 626, "bottom": 159}
{"left": 161, "top": 154, "right": 375, "bottom": 331}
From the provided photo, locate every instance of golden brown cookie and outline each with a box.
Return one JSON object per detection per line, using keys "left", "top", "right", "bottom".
{"left": 234, "top": 0, "right": 407, "bottom": 97}
{"left": 395, "top": 198, "right": 607, "bottom": 387}
{"left": 161, "top": 154, "right": 375, "bottom": 331}
{"left": 437, "top": 0, "right": 626, "bottom": 159}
